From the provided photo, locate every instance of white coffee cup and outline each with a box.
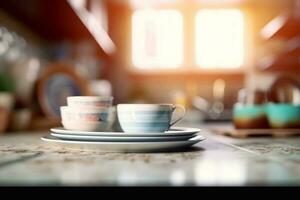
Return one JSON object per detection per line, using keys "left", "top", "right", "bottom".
{"left": 117, "top": 104, "right": 185, "bottom": 133}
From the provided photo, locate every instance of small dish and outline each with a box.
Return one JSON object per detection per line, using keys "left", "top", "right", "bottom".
{"left": 50, "top": 127, "right": 201, "bottom": 137}
{"left": 50, "top": 132, "right": 198, "bottom": 142}
{"left": 41, "top": 134, "right": 205, "bottom": 153}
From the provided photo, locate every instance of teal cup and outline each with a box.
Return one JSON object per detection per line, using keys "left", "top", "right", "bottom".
{"left": 233, "top": 103, "right": 269, "bottom": 129}
{"left": 266, "top": 103, "right": 300, "bottom": 128}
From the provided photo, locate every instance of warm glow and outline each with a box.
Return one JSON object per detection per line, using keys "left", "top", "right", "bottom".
{"left": 132, "top": 9, "right": 183, "bottom": 69}
{"left": 195, "top": 9, "right": 244, "bottom": 69}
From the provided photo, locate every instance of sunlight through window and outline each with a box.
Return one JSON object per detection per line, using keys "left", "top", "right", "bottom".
{"left": 195, "top": 9, "right": 244, "bottom": 69}
{"left": 132, "top": 9, "right": 183, "bottom": 69}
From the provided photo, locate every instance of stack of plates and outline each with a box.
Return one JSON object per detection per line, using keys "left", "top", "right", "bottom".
{"left": 41, "top": 127, "right": 205, "bottom": 153}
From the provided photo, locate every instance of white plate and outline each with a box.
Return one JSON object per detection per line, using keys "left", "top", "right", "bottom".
{"left": 51, "top": 132, "right": 198, "bottom": 142}
{"left": 41, "top": 135, "right": 205, "bottom": 153}
{"left": 50, "top": 127, "right": 201, "bottom": 137}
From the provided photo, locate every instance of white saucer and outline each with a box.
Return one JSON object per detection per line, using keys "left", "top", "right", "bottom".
{"left": 50, "top": 127, "right": 201, "bottom": 137}
{"left": 41, "top": 135, "right": 205, "bottom": 153}
{"left": 51, "top": 132, "right": 198, "bottom": 142}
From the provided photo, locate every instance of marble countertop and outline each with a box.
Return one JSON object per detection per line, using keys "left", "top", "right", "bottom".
{"left": 1, "top": 122, "right": 300, "bottom": 186}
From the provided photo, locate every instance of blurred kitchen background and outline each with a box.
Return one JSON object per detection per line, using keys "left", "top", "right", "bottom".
{"left": 0, "top": 0, "right": 299, "bottom": 132}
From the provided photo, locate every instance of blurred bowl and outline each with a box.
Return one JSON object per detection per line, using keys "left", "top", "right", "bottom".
{"left": 266, "top": 103, "right": 300, "bottom": 128}
{"left": 233, "top": 103, "right": 269, "bottom": 129}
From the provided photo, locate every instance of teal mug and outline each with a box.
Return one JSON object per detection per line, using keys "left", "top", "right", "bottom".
{"left": 233, "top": 103, "right": 269, "bottom": 129}
{"left": 266, "top": 103, "right": 300, "bottom": 128}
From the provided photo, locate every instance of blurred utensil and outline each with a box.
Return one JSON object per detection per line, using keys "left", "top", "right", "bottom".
{"left": 192, "top": 79, "right": 230, "bottom": 120}
{"left": 192, "top": 96, "right": 209, "bottom": 113}
{"left": 209, "top": 79, "right": 225, "bottom": 119}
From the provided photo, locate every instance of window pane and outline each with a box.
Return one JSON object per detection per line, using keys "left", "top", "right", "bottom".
{"left": 195, "top": 9, "right": 244, "bottom": 69}
{"left": 132, "top": 9, "right": 183, "bottom": 69}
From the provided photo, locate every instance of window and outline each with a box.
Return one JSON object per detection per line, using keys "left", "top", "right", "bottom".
{"left": 195, "top": 9, "right": 244, "bottom": 69}
{"left": 131, "top": 8, "right": 245, "bottom": 71}
{"left": 132, "top": 9, "right": 183, "bottom": 69}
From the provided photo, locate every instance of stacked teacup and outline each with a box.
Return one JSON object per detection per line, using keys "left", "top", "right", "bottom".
{"left": 60, "top": 96, "right": 115, "bottom": 131}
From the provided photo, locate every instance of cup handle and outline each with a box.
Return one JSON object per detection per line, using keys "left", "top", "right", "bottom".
{"left": 169, "top": 105, "right": 186, "bottom": 127}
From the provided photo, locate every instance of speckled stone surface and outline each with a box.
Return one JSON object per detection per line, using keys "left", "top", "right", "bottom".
{"left": 1, "top": 124, "right": 300, "bottom": 186}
